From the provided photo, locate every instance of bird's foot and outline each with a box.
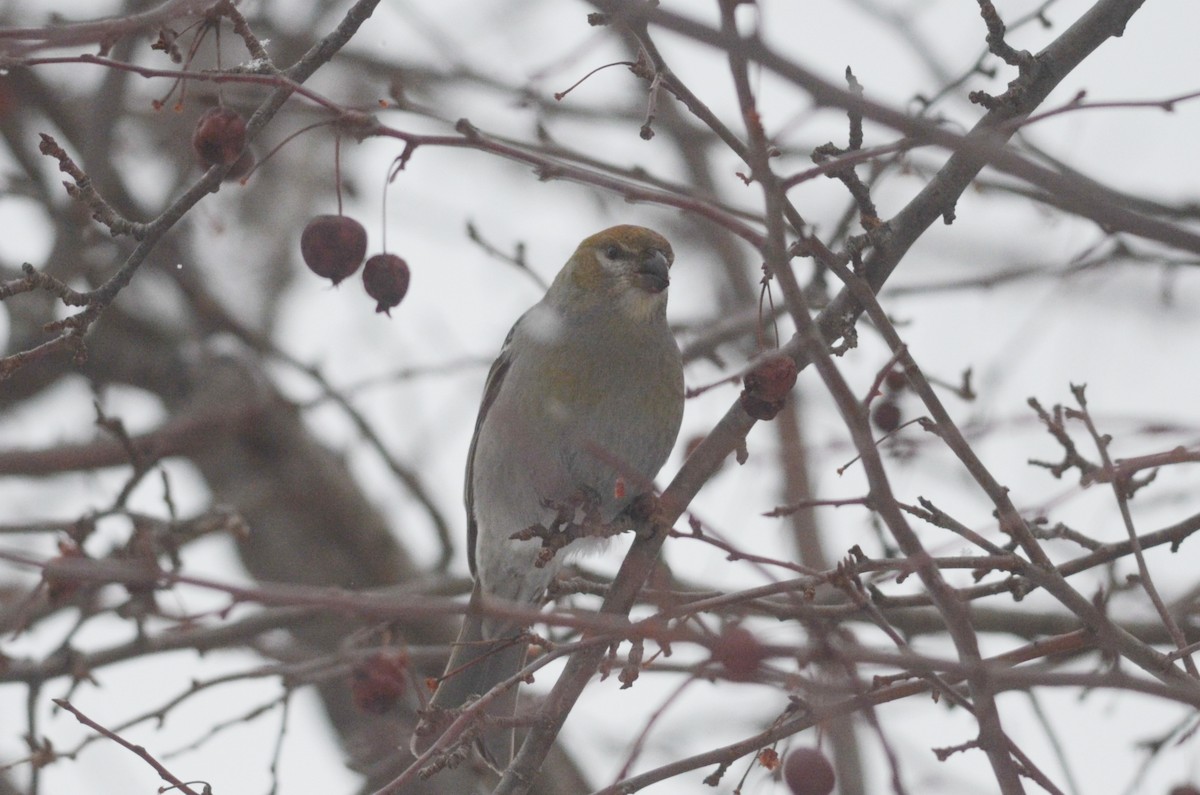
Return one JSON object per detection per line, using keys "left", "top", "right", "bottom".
{"left": 511, "top": 488, "right": 661, "bottom": 566}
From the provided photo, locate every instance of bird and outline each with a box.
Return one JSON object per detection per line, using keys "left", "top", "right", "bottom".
{"left": 412, "top": 225, "right": 685, "bottom": 769}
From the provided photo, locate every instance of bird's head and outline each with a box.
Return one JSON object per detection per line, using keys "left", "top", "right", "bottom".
{"left": 546, "top": 225, "right": 675, "bottom": 322}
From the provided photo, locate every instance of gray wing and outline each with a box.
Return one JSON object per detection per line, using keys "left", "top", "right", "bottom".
{"left": 463, "top": 320, "right": 519, "bottom": 575}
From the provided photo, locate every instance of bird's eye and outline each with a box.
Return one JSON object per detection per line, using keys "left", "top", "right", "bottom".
{"left": 604, "top": 245, "right": 622, "bottom": 260}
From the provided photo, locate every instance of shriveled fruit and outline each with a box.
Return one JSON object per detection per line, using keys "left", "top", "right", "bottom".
{"left": 193, "top": 106, "right": 247, "bottom": 167}
{"left": 740, "top": 353, "right": 798, "bottom": 421}
{"left": 362, "top": 253, "right": 410, "bottom": 315}
{"left": 301, "top": 215, "right": 367, "bottom": 285}
{"left": 783, "top": 747, "right": 835, "bottom": 795}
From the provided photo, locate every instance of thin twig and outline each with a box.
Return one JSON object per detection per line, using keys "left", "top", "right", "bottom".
{"left": 53, "top": 698, "right": 205, "bottom": 795}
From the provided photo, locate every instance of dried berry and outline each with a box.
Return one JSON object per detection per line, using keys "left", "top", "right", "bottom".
{"left": 362, "top": 253, "right": 410, "bottom": 315}
{"left": 872, "top": 400, "right": 901, "bottom": 432}
{"left": 350, "top": 652, "right": 408, "bottom": 714}
{"left": 783, "top": 747, "right": 836, "bottom": 795}
{"left": 710, "top": 624, "right": 767, "bottom": 682}
{"left": 192, "top": 106, "right": 247, "bottom": 167}
{"left": 301, "top": 215, "right": 367, "bottom": 285}
{"left": 740, "top": 353, "right": 798, "bottom": 421}
{"left": 757, "top": 747, "right": 780, "bottom": 771}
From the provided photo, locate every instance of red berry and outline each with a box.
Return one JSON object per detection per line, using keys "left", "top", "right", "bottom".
{"left": 350, "top": 652, "right": 408, "bottom": 714}
{"left": 710, "top": 624, "right": 767, "bottom": 682}
{"left": 301, "top": 215, "right": 367, "bottom": 285}
{"left": 883, "top": 369, "right": 907, "bottom": 392}
{"left": 783, "top": 747, "right": 835, "bottom": 795}
{"left": 362, "top": 253, "right": 410, "bottom": 315}
{"left": 872, "top": 400, "right": 901, "bottom": 432}
{"left": 192, "top": 106, "right": 247, "bottom": 167}
{"left": 740, "top": 353, "right": 798, "bottom": 421}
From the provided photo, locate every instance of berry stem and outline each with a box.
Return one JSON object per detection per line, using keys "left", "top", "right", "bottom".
{"left": 335, "top": 134, "right": 344, "bottom": 216}
{"left": 241, "top": 120, "right": 334, "bottom": 183}
{"left": 380, "top": 171, "right": 389, "bottom": 252}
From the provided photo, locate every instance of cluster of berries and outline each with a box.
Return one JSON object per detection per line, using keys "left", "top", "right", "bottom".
{"left": 192, "top": 107, "right": 410, "bottom": 316}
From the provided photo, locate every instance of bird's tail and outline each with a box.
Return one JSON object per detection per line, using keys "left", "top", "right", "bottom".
{"left": 411, "top": 583, "right": 528, "bottom": 769}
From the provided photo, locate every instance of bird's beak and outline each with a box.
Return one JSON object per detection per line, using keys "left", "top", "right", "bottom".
{"left": 635, "top": 250, "right": 671, "bottom": 293}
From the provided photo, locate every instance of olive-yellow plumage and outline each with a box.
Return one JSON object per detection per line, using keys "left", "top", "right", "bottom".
{"left": 412, "top": 225, "right": 684, "bottom": 768}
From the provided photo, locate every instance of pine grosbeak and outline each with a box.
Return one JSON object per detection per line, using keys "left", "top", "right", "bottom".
{"left": 413, "top": 225, "right": 684, "bottom": 767}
